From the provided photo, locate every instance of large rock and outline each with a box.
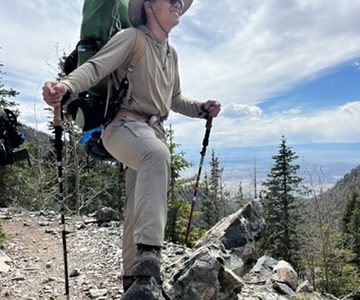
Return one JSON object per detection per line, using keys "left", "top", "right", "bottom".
{"left": 164, "top": 200, "right": 265, "bottom": 299}
{"left": 296, "top": 280, "right": 313, "bottom": 293}
{"left": 250, "top": 255, "right": 278, "bottom": 273}
{"left": 272, "top": 260, "right": 298, "bottom": 291}
{"left": 164, "top": 244, "right": 244, "bottom": 300}
{"left": 94, "top": 207, "right": 120, "bottom": 224}
{"left": 242, "top": 256, "right": 336, "bottom": 300}
{"left": 194, "top": 200, "right": 265, "bottom": 273}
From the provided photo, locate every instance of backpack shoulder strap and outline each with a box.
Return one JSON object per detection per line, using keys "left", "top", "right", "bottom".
{"left": 104, "top": 29, "right": 146, "bottom": 121}
{"left": 127, "top": 29, "right": 146, "bottom": 73}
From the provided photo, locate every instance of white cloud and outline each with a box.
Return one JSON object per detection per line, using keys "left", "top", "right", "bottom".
{"left": 175, "top": 0, "right": 360, "bottom": 105}
{"left": 282, "top": 108, "right": 301, "bottom": 115}
{"left": 221, "top": 103, "right": 262, "bottom": 119}
{"left": 0, "top": 0, "right": 82, "bottom": 93}
{"left": 1, "top": 0, "right": 360, "bottom": 148}
{"left": 169, "top": 100, "right": 360, "bottom": 148}
{"left": 0, "top": 0, "right": 82, "bottom": 131}
{"left": 339, "top": 101, "right": 360, "bottom": 116}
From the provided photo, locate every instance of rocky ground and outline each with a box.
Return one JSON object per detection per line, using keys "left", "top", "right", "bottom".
{"left": 0, "top": 205, "right": 352, "bottom": 300}
{"left": 0, "top": 209, "right": 188, "bottom": 299}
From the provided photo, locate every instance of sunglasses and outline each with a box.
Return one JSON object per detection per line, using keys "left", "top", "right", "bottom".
{"left": 167, "top": 0, "right": 184, "bottom": 9}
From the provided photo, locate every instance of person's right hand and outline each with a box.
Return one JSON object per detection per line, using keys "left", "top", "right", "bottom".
{"left": 42, "top": 81, "right": 68, "bottom": 108}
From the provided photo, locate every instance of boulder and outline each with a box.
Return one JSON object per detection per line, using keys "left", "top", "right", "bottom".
{"left": 164, "top": 200, "right": 265, "bottom": 299}
{"left": 272, "top": 260, "right": 298, "bottom": 291}
{"left": 250, "top": 255, "right": 278, "bottom": 273}
{"left": 194, "top": 200, "right": 265, "bottom": 273}
{"left": 95, "top": 207, "right": 120, "bottom": 223}
{"left": 296, "top": 280, "right": 313, "bottom": 293}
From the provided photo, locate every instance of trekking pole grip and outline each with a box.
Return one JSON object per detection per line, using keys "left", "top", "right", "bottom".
{"left": 201, "top": 115, "right": 213, "bottom": 155}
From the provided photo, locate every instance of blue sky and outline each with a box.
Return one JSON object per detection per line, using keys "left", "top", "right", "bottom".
{"left": 0, "top": 0, "right": 360, "bottom": 192}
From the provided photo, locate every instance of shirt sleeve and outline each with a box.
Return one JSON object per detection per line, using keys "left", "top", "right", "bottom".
{"left": 61, "top": 28, "right": 137, "bottom": 95}
{"left": 170, "top": 49, "right": 205, "bottom": 118}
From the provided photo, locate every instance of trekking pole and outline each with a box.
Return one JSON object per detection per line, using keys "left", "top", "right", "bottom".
{"left": 184, "top": 115, "right": 213, "bottom": 246}
{"left": 53, "top": 105, "right": 70, "bottom": 300}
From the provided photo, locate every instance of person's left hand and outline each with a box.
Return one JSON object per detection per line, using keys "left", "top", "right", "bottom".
{"left": 202, "top": 100, "right": 221, "bottom": 117}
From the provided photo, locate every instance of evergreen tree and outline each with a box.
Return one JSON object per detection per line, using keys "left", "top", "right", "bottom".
{"left": 0, "top": 60, "right": 21, "bottom": 207}
{"left": 301, "top": 166, "right": 360, "bottom": 295}
{"left": 0, "top": 60, "right": 19, "bottom": 110}
{"left": 200, "top": 150, "right": 230, "bottom": 229}
{"left": 0, "top": 78, "right": 58, "bottom": 211}
{"left": 233, "top": 181, "right": 246, "bottom": 209}
{"left": 343, "top": 188, "right": 360, "bottom": 270}
{"left": 260, "top": 135, "right": 303, "bottom": 268}
{"left": 201, "top": 173, "right": 215, "bottom": 228}
{"left": 165, "top": 126, "right": 194, "bottom": 244}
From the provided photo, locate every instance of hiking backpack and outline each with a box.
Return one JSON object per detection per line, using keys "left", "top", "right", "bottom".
{"left": 0, "top": 108, "right": 29, "bottom": 166}
{"left": 63, "top": 0, "right": 145, "bottom": 161}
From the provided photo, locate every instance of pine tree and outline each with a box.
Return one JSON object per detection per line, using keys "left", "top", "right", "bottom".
{"left": 201, "top": 173, "right": 215, "bottom": 228}
{"left": 0, "top": 59, "right": 20, "bottom": 242}
{"left": 233, "top": 181, "right": 246, "bottom": 209}
{"left": 0, "top": 60, "right": 21, "bottom": 207}
{"left": 1, "top": 59, "right": 60, "bottom": 210}
{"left": 165, "top": 125, "right": 194, "bottom": 243}
{"left": 0, "top": 60, "right": 19, "bottom": 110}
{"left": 260, "top": 135, "right": 303, "bottom": 267}
{"left": 200, "top": 150, "right": 230, "bottom": 229}
{"left": 301, "top": 165, "right": 360, "bottom": 295}
{"left": 343, "top": 188, "right": 360, "bottom": 270}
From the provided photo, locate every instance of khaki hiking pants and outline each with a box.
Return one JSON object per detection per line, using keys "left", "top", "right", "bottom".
{"left": 102, "top": 116, "right": 169, "bottom": 275}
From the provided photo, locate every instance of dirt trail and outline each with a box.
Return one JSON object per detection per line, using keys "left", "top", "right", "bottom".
{"left": 1, "top": 214, "right": 69, "bottom": 298}
{"left": 1, "top": 212, "right": 123, "bottom": 299}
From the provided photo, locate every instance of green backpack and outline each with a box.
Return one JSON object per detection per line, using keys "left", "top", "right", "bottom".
{"left": 63, "top": 0, "right": 145, "bottom": 161}
{"left": 77, "top": 0, "right": 131, "bottom": 100}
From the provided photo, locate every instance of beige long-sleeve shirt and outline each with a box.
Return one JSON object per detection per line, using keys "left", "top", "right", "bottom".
{"left": 62, "top": 26, "right": 204, "bottom": 120}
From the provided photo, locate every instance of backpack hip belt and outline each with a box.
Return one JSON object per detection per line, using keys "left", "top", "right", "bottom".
{"left": 115, "top": 108, "right": 165, "bottom": 125}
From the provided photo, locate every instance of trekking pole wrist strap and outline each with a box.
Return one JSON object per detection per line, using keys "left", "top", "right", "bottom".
{"left": 61, "top": 91, "right": 71, "bottom": 107}
{"left": 199, "top": 104, "right": 210, "bottom": 119}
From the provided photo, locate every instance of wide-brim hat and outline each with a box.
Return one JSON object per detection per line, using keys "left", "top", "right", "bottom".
{"left": 128, "top": 0, "right": 193, "bottom": 27}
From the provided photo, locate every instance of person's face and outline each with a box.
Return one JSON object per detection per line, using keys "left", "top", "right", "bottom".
{"left": 146, "top": 0, "right": 184, "bottom": 29}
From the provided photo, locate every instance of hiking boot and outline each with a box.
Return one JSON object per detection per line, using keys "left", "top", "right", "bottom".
{"left": 132, "top": 244, "right": 161, "bottom": 277}
{"left": 120, "top": 276, "right": 165, "bottom": 300}
{"left": 122, "top": 275, "right": 135, "bottom": 293}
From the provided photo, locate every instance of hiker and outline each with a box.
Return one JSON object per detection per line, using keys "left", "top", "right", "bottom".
{"left": 42, "top": 0, "right": 221, "bottom": 292}
{"left": 0, "top": 108, "right": 29, "bottom": 166}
